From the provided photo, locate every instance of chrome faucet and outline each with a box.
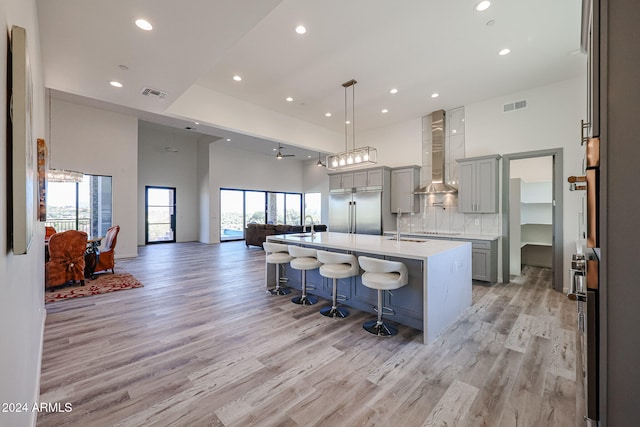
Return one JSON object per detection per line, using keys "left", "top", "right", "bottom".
{"left": 304, "top": 215, "right": 316, "bottom": 237}
{"left": 396, "top": 208, "right": 402, "bottom": 242}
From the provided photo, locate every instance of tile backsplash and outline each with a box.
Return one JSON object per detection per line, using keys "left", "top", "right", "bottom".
{"left": 400, "top": 106, "right": 500, "bottom": 236}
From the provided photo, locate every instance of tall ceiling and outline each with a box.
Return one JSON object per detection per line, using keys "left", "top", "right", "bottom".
{"left": 36, "top": 0, "right": 585, "bottom": 159}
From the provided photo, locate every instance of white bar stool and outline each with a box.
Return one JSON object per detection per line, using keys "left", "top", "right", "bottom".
{"left": 263, "top": 242, "right": 293, "bottom": 295}
{"left": 288, "top": 245, "right": 322, "bottom": 305}
{"left": 358, "top": 256, "right": 408, "bottom": 336}
{"left": 316, "top": 250, "right": 359, "bottom": 318}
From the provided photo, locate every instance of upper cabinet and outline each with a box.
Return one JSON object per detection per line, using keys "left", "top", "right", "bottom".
{"left": 391, "top": 166, "right": 420, "bottom": 214}
{"left": 456, "top": 155, "right": 501, "bottom": 213}
{"left": 329, "top": 167, "right": 385, "bottom": 191}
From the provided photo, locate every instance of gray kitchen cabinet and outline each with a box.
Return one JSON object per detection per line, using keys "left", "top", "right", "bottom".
{"left": 341, "top": 173, "right": 354, "bottom": 189}
{"left": 366, "top": 168, "right": 383, "bottom": 186}
{"left": 329, "top": 168, "right": 384, "bottom": 191}
{"left": 385, "top": 257, "right": 423, "bottom": 319}
{"left": 328, "top": 172, "right": 353, "bottom": 190}
{"left": 391, "top": 166, "right": 420, "bottom": 214}
{"left": 457, "top": 155, "right": 501, "bottom": 213}
{"left": 470, "top": 240, "right": 497, "bottom": 282}
{"left": 329, "top": 174, "right": 343, "bottom": 190}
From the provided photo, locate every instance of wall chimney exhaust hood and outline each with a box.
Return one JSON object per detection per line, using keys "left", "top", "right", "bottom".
{"left": 415, "top": 110, "right": 458, "bottom": 194}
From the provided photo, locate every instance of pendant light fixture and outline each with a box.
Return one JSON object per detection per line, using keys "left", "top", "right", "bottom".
{"left": 316, "top": 152, "right": 326, "bottom": 167}
{"left": 326, "top": 79, "right": 377, "bottom": 170}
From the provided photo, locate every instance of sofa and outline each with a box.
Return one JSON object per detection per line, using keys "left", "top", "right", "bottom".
{"left": 245, "top": 223, "right": 327, "bottom": 248}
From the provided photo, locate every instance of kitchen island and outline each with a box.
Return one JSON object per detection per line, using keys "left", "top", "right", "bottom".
{"left": 266, "top": 232, "right": 471, "bottom": 344}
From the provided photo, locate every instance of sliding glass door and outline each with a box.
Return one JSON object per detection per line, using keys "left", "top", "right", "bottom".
{"left": 220, "top": 188, "right": 302, "bottom": 242}
{"left": 145, "top": 186, "right": 176, "bottom": 244}
{"left": 220, "top": 189, "right": 245, "bottom": 241}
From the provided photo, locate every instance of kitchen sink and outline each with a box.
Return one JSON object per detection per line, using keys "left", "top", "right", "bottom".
{"left": 386, "top": 237, "right": 429, "bottom": 243}
{"left": 289, "top": 233, "right": 313, "bottom": 238}
{"left": 411, "top": 231, "right": 461, "bottom": 236}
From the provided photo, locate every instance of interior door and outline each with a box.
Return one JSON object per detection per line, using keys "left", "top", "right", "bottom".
{"left": 145, "top": 186, "right": 176, "bottom": 244}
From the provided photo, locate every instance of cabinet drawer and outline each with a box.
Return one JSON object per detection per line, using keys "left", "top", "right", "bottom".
{"left": 471, "top": 240, "right": 492, "bottom": 250}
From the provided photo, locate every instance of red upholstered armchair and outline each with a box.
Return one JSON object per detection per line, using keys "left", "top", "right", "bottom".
{"left": 45, "top": 230, "right": 88, "bottom": 288}
{"left": 45, "top": 226, "right": 57, "bottom": 240}
{"left": 95, "top": 225, "right": 120, "bottom": 274}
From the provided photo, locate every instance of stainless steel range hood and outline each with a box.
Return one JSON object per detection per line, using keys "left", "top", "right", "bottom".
{"left": 415, "top": 110, "right": 458, "bottom": 194}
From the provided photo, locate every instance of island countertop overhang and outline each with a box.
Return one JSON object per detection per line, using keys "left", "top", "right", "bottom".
{"left": 266, "top": 231, "right": 470, "bottom": 260}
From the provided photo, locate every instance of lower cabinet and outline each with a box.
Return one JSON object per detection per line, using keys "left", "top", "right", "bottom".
{"left": 284, "top": 249, "right": 424, "bottom": 331}
{"left": 470, "top": 240, "right": 498, "bottom": 283}
{"left": 350, "top": 252, "right": 424, "bottom": 330}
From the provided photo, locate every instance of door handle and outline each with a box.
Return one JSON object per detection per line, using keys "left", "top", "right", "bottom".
{"left": 568, "top": 176, "right": 587, "bottom": 191}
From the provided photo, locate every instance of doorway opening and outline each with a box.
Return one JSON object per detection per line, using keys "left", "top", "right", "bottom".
{"left": 502, "top": 149, "right": 563, "bottom": 291}
{"left": 145, "top": 186, "right": 176, "bottom": 244}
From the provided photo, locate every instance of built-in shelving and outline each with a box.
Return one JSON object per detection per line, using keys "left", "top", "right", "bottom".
{"left": 510, "top": 178, "right": 553, "bottom": 272}
{"left": 519, "top": 180, "right": 552, "bottom": 266}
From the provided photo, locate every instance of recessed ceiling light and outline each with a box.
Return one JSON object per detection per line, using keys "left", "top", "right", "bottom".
{"left": 325, "top": 113, "right": 332, "bottom": 117}
{"left": 295, "top": 25, "right": 307, "bottom": 35}
{"left": 135, "top": 19, "right": 153, "bottom": 31}
{"left": 110, "top": 81, "right": 123, "bottom": 88}
{"left": 345, "top": 120, "right": 351, "bottom": 125}
{"left": 226, "top": 138, "right": 231, "bottom": 142}
{"left": 233, "top": 75, "right": 242, "bottom": 81}
{"left": 498, "top": 48, "right": 511, "bottom": 56}
{"left": 381, "top": 109, "right": 389, "bottom": 114}
{"left": 475, "top": 1, "right": 491, "bottom": 12}
{"left": 389, "top": 88, "right": 398, "bottom": 94}
{"left": 431, "top": 93, "right": 439, "bottom": 98}
{"left": 285, "top": 97, "right": 293, "bottom": 102}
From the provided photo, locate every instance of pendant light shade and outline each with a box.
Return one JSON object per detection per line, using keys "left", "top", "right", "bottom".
{"left": 326, "top": 79, "right": 377, "bottom": 170}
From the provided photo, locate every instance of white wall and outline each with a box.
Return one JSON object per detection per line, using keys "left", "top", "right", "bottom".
{"left": 208, "top": 142, "right": 305, "bottom": 243}
{"left": 50, "top": 98, "right": 139, "bottom": 258}
{"left": 197, "top": 138, "right": 213, "bottom": 243}
{"left": 137, "top": 122, "right": 201, "bottom": 244}
{"left": 0, "top": 1, "right": 47, "bottom": 425}
{"left": 466, "top": 76, "right": 587, "bottom": 289}
{"left": 302, "top": 159, "right": 330, "bottom": 225}
{"left": 360, "top": 117, "right": 423, "bottom": 168}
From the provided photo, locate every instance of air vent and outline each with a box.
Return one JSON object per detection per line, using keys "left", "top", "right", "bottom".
{"left": 503, "top": 99, "right": 527, "bottom": 113}
{"left": 140, "top": 87, "right": 168, "bottom": 99}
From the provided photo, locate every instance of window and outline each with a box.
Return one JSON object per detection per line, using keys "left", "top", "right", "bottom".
{"left": 46, "top": 174, "right": 112, "bottom": 237}
{"left": 285, "top": 193, "right": 302, "bottom": 225}
{"left": 220, "top": 188, "right": 302, "bottom": 241}
{"left": 304, "top": 193, "right": 322, "bottom": 224}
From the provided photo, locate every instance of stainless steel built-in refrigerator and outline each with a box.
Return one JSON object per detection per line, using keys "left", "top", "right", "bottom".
{"left": 329, "top": 189, "right": 384, "bottom": 235}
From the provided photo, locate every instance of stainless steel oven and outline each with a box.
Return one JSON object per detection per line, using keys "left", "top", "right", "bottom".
{"left": 569, "top": 253, "right": 600, "bottom": 426}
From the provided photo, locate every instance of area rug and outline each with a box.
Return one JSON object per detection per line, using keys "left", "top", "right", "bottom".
{"left": 45, "top": 270, "right": 143, "bottom": 303}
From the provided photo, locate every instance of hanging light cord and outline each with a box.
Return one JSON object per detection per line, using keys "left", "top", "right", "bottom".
{"left": 352, "top": 81, "right": 356, "bottom": 151}
{"left": 344, "top": 83, "right": 348, "bottom": 152}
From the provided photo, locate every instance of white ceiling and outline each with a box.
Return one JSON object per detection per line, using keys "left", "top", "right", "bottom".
{"left": 36, "top": 0, "right": 585, "bottom": 160}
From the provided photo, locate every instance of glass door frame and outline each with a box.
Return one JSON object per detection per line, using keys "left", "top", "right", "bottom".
{"left": 145, "top": 185, "right": 177, "bottom": 244}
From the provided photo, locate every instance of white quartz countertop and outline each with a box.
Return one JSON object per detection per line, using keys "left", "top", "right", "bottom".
{"left": 384, "top": 231, "right": 500, "bottom": 242}
{"left": 267, "top": 231, "right": 469, "bottom": 260}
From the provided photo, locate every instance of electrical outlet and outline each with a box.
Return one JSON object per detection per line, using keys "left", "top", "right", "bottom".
{"left": 474, "top": 218, "right": 480, "bottom": 226}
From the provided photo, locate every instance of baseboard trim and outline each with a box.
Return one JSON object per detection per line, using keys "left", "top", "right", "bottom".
{"left": 30, "top": 310, "right": 46, "bottom": 426}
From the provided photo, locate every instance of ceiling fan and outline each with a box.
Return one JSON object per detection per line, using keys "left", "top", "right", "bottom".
{"left": 275, "top": 144, "right": 295, "bottom": 159}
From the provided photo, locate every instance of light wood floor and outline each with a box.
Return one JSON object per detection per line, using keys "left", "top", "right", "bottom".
{"left": 38, "top": 241, "right": 585, "bottom": 426}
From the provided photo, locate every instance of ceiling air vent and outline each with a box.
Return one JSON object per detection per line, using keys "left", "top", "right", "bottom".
{"left": 503, "top": 99, "right": 527, "bottom": 113}
{"left": 140, "top": 87, "right": 168, "bottom": 99}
